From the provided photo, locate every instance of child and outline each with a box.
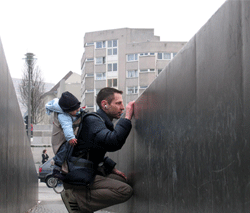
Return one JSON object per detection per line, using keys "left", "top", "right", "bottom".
{"left": 45, "top": 91, "right": 82, "bottom": 180}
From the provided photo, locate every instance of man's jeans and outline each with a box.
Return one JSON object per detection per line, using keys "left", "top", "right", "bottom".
{"left": 63, "top": 173, "right": 133, "bottom": 213}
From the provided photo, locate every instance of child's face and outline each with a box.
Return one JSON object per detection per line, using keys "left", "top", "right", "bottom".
{"left": 69, "top": 107, "right": 80, "bottom": 116}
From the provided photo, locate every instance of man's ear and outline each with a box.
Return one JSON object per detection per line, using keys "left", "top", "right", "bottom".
{"left": 101, "top": 100, "right": 108, "bottom": 110}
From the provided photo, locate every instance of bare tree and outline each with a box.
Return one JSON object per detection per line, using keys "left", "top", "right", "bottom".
{"left": 19, "top": 58, "right": 45, "bottom": 124}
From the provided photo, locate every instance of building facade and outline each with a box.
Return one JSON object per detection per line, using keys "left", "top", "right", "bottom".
{"left": 81, "top": 28, "right": 186, "bottom": 111}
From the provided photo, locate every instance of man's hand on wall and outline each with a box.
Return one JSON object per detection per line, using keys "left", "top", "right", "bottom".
{"left": 125, "top": 101, "right": 135, "bottom": 120}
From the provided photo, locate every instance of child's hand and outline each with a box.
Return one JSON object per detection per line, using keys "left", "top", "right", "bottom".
{"left": 69, "top": 138, "right": 77, "bottom": 146}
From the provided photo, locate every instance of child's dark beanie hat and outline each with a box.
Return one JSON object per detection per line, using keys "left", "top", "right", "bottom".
{"left": 59, "top": 91, "right": 81, "bottom": 112}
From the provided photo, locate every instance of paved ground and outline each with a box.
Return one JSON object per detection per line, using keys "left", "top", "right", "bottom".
{"left": 28, "top": 182, "right": 112, "bottom": 213}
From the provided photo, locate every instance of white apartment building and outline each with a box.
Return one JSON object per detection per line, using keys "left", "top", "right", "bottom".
{"left": 81, "top": 28, "right": 186, "bottom": 111}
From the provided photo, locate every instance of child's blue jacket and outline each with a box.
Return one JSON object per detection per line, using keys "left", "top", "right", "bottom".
{"left": 45, "top": 98, "right": 80, "bottom": 142}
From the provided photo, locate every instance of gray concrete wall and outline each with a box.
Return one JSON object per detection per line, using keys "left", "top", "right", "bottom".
{"left": 0, "top": 38, "right": 38, "bottom": 212}
{"left": 108, "top": 0, "right": 250, "bottom": 212}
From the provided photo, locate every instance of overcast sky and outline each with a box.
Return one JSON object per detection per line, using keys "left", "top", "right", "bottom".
{"left": 0, "top": 0, "right": 226, "bottom": 84}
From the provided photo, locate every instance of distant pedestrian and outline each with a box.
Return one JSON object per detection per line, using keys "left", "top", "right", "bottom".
{"left": 42, "top": 149, "right": 49, "bottom": 164}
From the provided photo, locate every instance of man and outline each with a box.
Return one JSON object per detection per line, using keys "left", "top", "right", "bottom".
{"left": 61, "top": 87, "right": 135, "bottom": 213}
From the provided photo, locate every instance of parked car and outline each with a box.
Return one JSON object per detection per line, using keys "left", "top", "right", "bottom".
{"left": 38, "top": 158, "right": 58, "bottom": 188}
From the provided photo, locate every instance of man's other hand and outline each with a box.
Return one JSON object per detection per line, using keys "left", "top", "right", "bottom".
{"left": 112, "top": 168, "right": 127, "bottom": 180}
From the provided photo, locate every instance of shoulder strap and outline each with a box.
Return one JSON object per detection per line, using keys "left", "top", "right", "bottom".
{"left": 76, "top": 111, "right": 104, "bottom": 139}
{"left": 66, "top": 112, "right": 104, "bottom": 162}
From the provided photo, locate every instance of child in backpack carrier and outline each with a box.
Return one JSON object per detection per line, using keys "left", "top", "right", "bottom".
{"left": 45, "top": 91, "right": 83, "bottom": 180}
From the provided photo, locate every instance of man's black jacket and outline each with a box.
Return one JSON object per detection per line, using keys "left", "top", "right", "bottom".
{"left": 73, "top": 108, "right": 132, "bottom": 170}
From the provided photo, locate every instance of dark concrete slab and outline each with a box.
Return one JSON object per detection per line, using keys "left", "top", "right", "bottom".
{"left": 0, "top": 38, "right": 38, "bottom": 212}
{"left": 108, "top": 0, "right": 250, "bottom": 212}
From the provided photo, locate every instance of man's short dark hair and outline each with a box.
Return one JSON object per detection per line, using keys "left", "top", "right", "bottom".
{"left": 96, "top": 87, "right": 123, "bottom": 109}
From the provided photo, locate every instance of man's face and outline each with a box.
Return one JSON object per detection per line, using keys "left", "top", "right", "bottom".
{"left": 105, "top": 93, "right": 125, "bottom": 120}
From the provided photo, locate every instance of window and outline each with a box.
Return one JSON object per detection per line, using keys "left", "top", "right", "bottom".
{"left": 127, "top": 70, "right": 138, "bottom": 78}
{"left": 85, "top": 42, "right": 94, "bottom": 46}
{"left": 108, "top": 63, "right": 117, "bottom": 72}
{"left": 85, "top": 73, "right": 94, "bottom": 77}
{"left": 86, "top": 58, "right": 94, "bottom": 62}
{"left": 127, "top": 86, "right": 138, "bottom": 94}
{"left": 96, "top": 73, "right": 106, "bottom": 80}
{"left": 157, "top": 53, "right": 172, "bottom": 60}
{"left": 140, "top": 69, "right": 155, "bottom": 73}
{"left": 108, "top": 49, "right": 112, "bottom": 55}
{"left": 164, "top": 53, "right": 171, "bottom": 59}
{"left": 96, "top": 41, "right": 106, "bottom": 49}
{"left": 140, "top": 86, "right": 148, "bottom": 89}
{"left": 127, "top": 54, "right": 138, "bottom": 61}
{"left": 173, "top": 53, "right": 177, "bottom": 57}
{"left": 96, "top": 57, "right": 105, "bottom": 64}
{"left": 108, "top": 40, "right": 117, "bottom": 47}
{"left": 139, "top": 52, "right": 155, "bottom": 56}
{"left": 86, "top": 89, "right": 94, "bottom": 93}
{"left": 107, "top": 40, "right": 117, "bottom": 55}
{"left": 158, "top": 69, "right": 162, "bottom": 75}
{"left": 108, "top": 78, "right": 117, "bottom": 87}
{"left": 113, "top": 63, "right": 117, "bottom": 71}
{"left": 157, "top": 53, "right": 162, "bottom": 59}
{"left": 113, "top": 48, "right": 117, "bottom": 55}
{"left": 108, "top": 40, "right": 112, "bottom": 47}
{"left": 108, "top": 48, "right": 117, "bottom": 55}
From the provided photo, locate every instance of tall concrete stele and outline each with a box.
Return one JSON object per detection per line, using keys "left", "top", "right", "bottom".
{"left": 107, "top": 0, "right": 250, "bottom": 212}
{"left": 24, "top": 52, "right": 35, "bottom": 143}
{"left": 0, "top": 38, "right": 38, "bottom": 213}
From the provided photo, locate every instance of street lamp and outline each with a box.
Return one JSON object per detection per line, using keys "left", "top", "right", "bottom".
{"left": 24, "top": 53, "right": 35, "bottom": 143}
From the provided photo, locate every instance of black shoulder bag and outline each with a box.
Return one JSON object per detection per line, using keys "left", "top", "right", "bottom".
{"left": 63, "top": 112, "right": 104, "bottom": 186}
